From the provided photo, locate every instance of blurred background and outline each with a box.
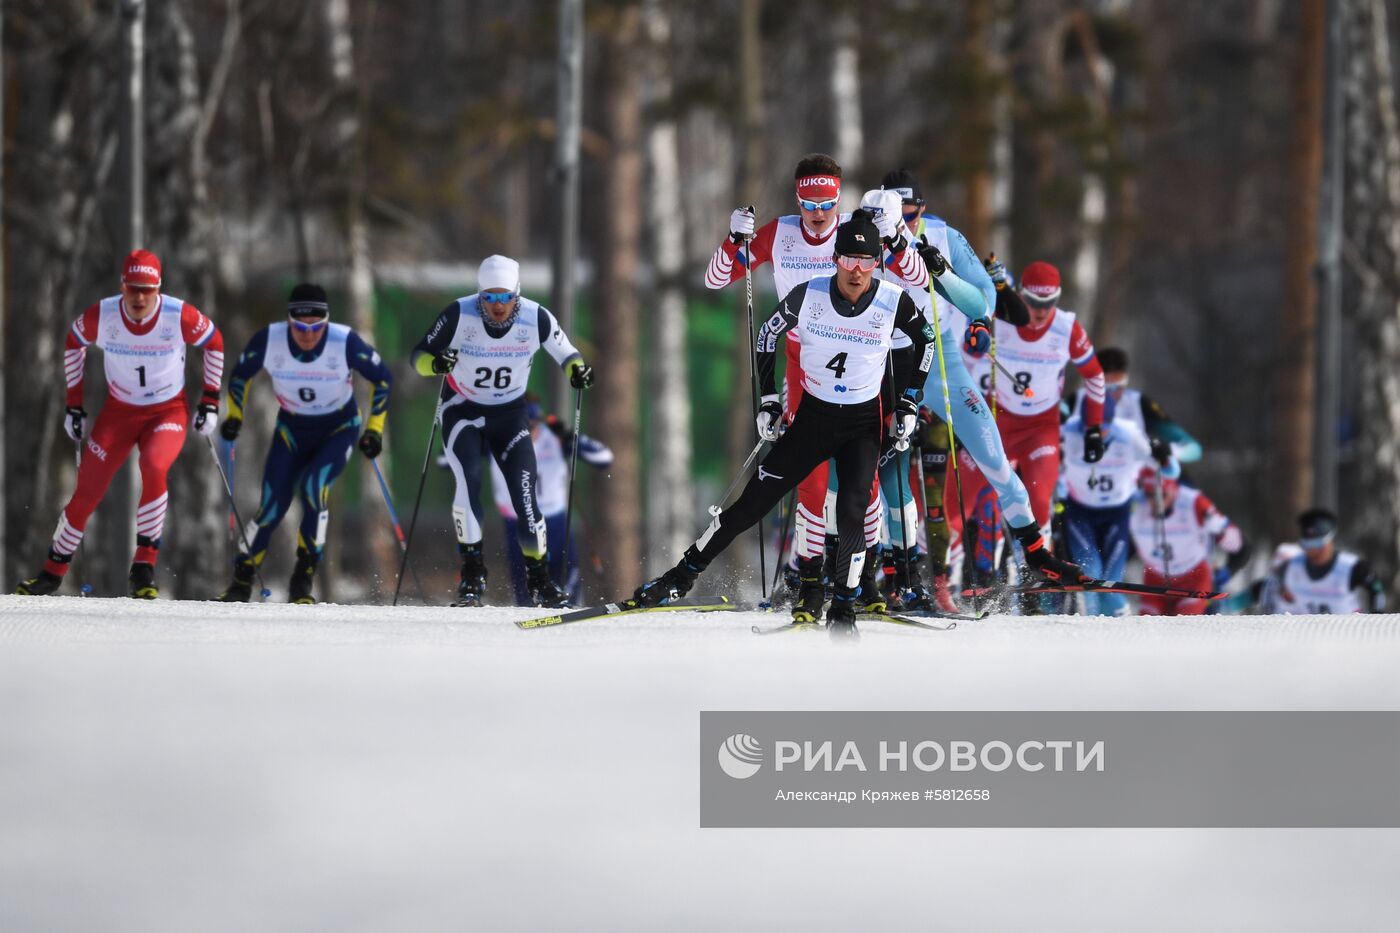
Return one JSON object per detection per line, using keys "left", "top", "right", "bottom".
{"left": 2, "top": 0, "right": 1398, "bottom": 604}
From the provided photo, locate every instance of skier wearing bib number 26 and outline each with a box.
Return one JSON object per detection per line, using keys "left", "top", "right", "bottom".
{"left": 412, "top": 254, "right": 594, "bottom": 609}
{"left": 16, "top": 250, "right": 225, "bottom": 598}
{"left": 215, "top": 284, "right": 393, "bottom": 604}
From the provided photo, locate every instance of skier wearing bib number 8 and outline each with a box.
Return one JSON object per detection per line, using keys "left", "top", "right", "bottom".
{"left": 15, "top": 250, "right": 225, "bottom": 599}
{"left": 412, "top": 254, "right": 594, "bottom": 609}
{"left": 215, "top": 284, "right": 393, "bottom": 604}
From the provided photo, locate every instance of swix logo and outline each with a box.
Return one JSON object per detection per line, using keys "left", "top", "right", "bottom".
{"left": 1028, "top": 444, "right": 1057, "bottom": 461}
{"left": 154, "top": 422, "right": 184, "bottom": 434}
{"left": 86, "top": 438, "right": 108, "bottom": 461}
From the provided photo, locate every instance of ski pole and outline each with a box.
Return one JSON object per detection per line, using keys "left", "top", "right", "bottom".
{"left": 886, "top": 354, "right": 915, "bottom": 602}
{"left": 205, "top": 435, "right": 272, "bottom": 600}
{"left": 561, "top": 387, "right": 583, "bottom": 585}
{"left": 394, "top": 377, "right": 446, "bottom": 607}
{"left": 371, "top": 458, "right": 428, "bottom": 604}
{"left": 1154, "top": 461, "right": 1170, "bottom": 580}
{"left": 927, "top": 273, "right": 979, "bottom": 619}
{"left": 718, "top": 437, "right": 766, "bottom": 508}
{"left": 741, "top": 215, "right": 768, "bottom": 599}
{"left": 768, "top": 491, "right": 796, "bottom": 597}
{"left": 71, "top": 443, "right": 93, "bottom": 596}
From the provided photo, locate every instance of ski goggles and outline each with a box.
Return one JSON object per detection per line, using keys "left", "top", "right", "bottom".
{"left": 479, "top": 290, "right": 518, "bottom": 305}
{"left": 798, "top": 197, "right": 839, "bottom": 212}
{"left": 835, "top": 254, "right": 879, "bottom": 272}
{"left": 1299, "top": 530, "right": 1335, "bottom": 550}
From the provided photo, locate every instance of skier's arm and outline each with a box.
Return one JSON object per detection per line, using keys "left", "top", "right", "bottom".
{"left": 994, "top": 285, "right": 1032, "bottom": 326}
{"left": 1068, "top": 321, "right": 1106, "bottom": 427}
{"left": 224, "top": 327, "right": 270, "bottom": 423}
{"left": 885, "top": 234, "right": 929, "bottom": 290}
{"left": 1140, "top": 393, "right": 1203, "bottom": 462}
{"left": 704, "top": 217, "right": 776, "bottom": 289}
{"left": 1196, "top": 493, "right": 1247, "bottom": 570}
{"left": 1349, "top": 560, "right": 1386, "bottom": 612}
{"left": 893, "top": 291, "right": 937, "bottom": 396}
{"left": 932, "top": 265, "right": 990, "bottom": 322}
{"left": 412, "top": 301, "right": 461, "bottom": 376}
{"left": 946, "top": 229, "right": 997, "bottom": 317}
{"left": 537, "top": 307, "right": 583, "bottom": 369}
{"left": 547, "top": 415, "right": 615, "bottom": 468}
{"left": 64, "top": 304, "right": 101, "bottom": 408}
{"left": 755, "top": 286, "right": 803, "bottom": 397}
{"left": 346, "top": 330, "right": 393, "bottom": 435}
{"left": 181, "top": 303, "right": 224, "bottom": 406}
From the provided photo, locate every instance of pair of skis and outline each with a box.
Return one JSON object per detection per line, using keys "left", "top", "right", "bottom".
{"left": 959, "top": 578, "right": 1226, "bottom": 602}
{"left": 514, "top": 595, "right": 737, "bottom": 630}
{"left": 750, "top": 611, "right": 966, "bottom": 636}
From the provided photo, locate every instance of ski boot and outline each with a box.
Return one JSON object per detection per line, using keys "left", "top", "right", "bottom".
{"left": 887, "top": 545, "right": 925, "bottom": 611}
{"left": 929, "top": 572, "right": 959, "bottom": 615}
{"left": 769, "top": 562, "right": 802, "bottom": 610}
{"left": 128, "top": 563, "right": 159, "bottom": 600}
{"left": 288, "top": 547, "right": 320, "bottom": 605}
{"left": 218, "top": 555, "right": 257, "bottom": 602}
{"left": 453, "top": 544, "right": 488, "bottom": 608}
{"left": 15, "top": 570, "right": 63, "bottom": 596}
{"left": 853, "top": 545, "right": 887, "bottom": 614}
{"left": 826, "top": 586, "right": 860, "bottom": 642}
{"left": 791, "top": 556, "right": 826, "bottom": 624}
{"left": 631, "top": 550, "right": 703, "bottom": 608}
{"left": 880, "top": 549, "right": 904, "bottom": 611}
{"left": 1014, "top": 525, "right": 1087, "bottom": 585}
{"left": 525, "top": 555, "right": 570, "bottom": 609}
{"left": 17, "top": 549, "right": 70, "bottom": 596}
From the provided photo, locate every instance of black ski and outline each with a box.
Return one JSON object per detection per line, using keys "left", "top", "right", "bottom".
{"left": 750, "top": 620, "right": 822, "bottom": 635}
{"left": 960, "top": 579, "right": 1225, "bottom": 602}
{"left": 516, "top": 595, "right": 736, "bottom": 630}
{"left": 858, "top": 611, "right": 960, "bottom": 631}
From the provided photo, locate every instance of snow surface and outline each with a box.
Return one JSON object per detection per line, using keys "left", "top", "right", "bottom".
{"left": 3, "top": 595, "right": 1399, "bottom": 932}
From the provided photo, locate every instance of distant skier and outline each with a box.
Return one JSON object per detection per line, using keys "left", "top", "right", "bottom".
{"left": 1060, "top": 409, "right": 1173, "bottom": 616}
{"left": 1128, "top": 468, "right": 1246, "bottom": 615}
{"left": 412, "top": 254, "right": 593, "bottom": 608}
{"left": 16, "top": 250, "right": 224, "bottom": 598}
{"left": 1069, "top": 347, "right": 1201, "bottom": 462}
{"left": 1263, "top": 508, "right": 1384, "bottom": 614}
{"left": 215, "top": 284, "right": 392, "bottom": 604}
{"left": 489, "top": 398, "right": 613, "bottom": 606}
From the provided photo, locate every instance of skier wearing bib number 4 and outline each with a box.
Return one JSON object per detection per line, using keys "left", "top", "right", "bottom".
{"left": 15, "top": 250, "right": 225, "bottom": 598}
{"left": 215, "top": 284, "right": 393, "bottom": 604}
{"left": 412, "top": 254, "right": 594, "bottom": 609}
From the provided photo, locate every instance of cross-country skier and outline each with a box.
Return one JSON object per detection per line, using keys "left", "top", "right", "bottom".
{"left": 1060, "top": 409, "right": 1173, "bottom": 615}
{"left": 489, "top": 398, "right": 613, "bottom": 606}
{"left": 215, "top": 284, "right": 392, "bottom": 604}
{"left": 1069, "top": 347, "right": 1202, "bottom": 462}
{"left": 16, "top": 250, "right": 224, "bottom": 598}
{"left": 633, "top": 212, "right": 934, "bottom": 639}
{"left": 1264, "top": 508, "right": 1384, "bottom": 614}
{"left": 1128, "top": 468, "right": 1245, "bottom": 615}
{"left": 705, "top": 155, "right": 929, "bottom": 621}
{"left": 412, "top": 254, "right": 593, "bottom": 608}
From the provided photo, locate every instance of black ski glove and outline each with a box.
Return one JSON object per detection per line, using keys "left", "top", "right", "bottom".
{"left": 358, "top": 429, "right": 383, "bottom": 459}
{"left": 1083, "top": 424, "right": 1105, "bottom": 463}
{"left": 431, "top": 349, "right": 459, "bottom": 375}
{"left": 916, "top": 236, "right": 948, "bottom": 276}
{"left": 221, "top": 417, "right": 242, "bottom": 442}
{"left": 1149, "top": 436, "right": 1171, "bottom": 466}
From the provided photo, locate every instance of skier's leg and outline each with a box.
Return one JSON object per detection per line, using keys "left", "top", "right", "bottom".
{"left": 1171, "top": 561, "right": 1214, "bottom": 615}
{"left": 945, "top": 350, "right": 1035, "bottom": 530}
{"left": 130, "top": 399, "right": 190, "bottom": 567}
{"left": 830, "top": 429, "right": 882, "bottom": 594}
{"left": 441, "top": 406, "right": 489, "bottom": 548}
{"left": 1139, "top": 566, "right": 1169, "bottom": 615}
{"left": 292, "top": 420, "right": 357, "bottom": 560}
{"left": 243, "top": 419, "right": 304, "bottom": 566}
{"left": 1063, "top": 501, "right": 1105, "bottom": 614}
{"left": 488, "top": 410, "right": 546, "bottom": 559}
{"left": 501, "top": 516, "right": 530, "bottom": 605}
{"left": 1099, "top": 504, "right": 1132, "bottom": 615}
{"left": 42, "top": 405, "right": 143, "bottom": 575}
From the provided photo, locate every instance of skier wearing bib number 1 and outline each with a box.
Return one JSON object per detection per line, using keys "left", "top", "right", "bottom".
{"left": 15, "top": 250, "right": 225, "bottom": 598}
{"left": 412, "top": 254, "right": 594, "bottom": 609}
{"left": 215, "top": 284, "right": 393, "bottom": 604}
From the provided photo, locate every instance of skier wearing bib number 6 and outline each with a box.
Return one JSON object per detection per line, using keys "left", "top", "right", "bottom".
{"left": 15, "top": 250, "right": 225, "bottom": 599}
{"left": 215, "top": 284, "right": 393, "bottom": 604}
{"left": 412, "top": 254, "right": 594, "bottom": 609}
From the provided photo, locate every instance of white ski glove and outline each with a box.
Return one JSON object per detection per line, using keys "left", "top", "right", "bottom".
{"left": 729, "top": 206, "right": 756, "bottom": 240}
{"left": 861, "top": 189, "right": 904, "bottom": 243}
{"left": 891, "top": 394, "right": 920, "bottom": 452}
{"left": 193, "top": 401, "right": 220, "bottom": 437}
{"left": 756, "top": 395, "right": 783, "bottom": 442}
{"left": 64, "top": 407, "right": 87, "bottom": 443}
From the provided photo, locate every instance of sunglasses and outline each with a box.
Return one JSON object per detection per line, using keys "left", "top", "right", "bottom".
{"left": 835, "top": 254, "right": 879, "bottom": 272}
{"left": 288, "top": 314, "right": 329, "bottom": 333}
{"left": 479, "top": 291, "right": 518, "bottom": 305}
{"left": 798, "top": 197, "right": 839, "bottom": 212}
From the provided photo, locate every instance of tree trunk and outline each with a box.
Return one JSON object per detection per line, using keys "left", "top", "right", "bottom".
{"left": 642, "top": 0, "right": 693, "bottom": 573}
{"left": 1272, "top": 0, "right": 1325, "bottom": 543}
{"left": 1342, "top": 0, "right": 1400, "bottom": 593}
{"left": 594, "top": 3, "right": 644, "bottom": 598}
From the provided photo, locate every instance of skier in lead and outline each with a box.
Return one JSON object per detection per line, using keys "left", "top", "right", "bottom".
{"left": 16, "top": 250, "right": 225, "bottom": 598}
{"left": 413, "top": 254, "right": 593, "bottom": 608}
{"left": 706, "top": 155, "right": 929, "bottom": 615}
{"left": 215, "top": 284, "right": 393, "bottom": 603}
{"left": 634, "top": 213, "right": 931, "bottom": 639}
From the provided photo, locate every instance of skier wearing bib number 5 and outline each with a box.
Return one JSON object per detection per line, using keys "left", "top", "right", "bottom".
{"left": 16, "top": 250, "right": 225, "bottom": 598}
{"left": 412, "top": 254, "right": 594, "bottom": 609}
{"left": 215, "top": 284, "right": 393, "bottom": 604}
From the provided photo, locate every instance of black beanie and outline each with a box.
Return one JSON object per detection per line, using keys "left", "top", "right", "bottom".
{"left": 880, "top": 169, "right": 923, "bottom": 203}
{"left": 835, "top": 210, "right": 881, "bottom": 259}
{"left": 288, "top": 283, "right": 330, "bottom": 317}
{"left": 1297, "top": 508, "right": 1338, "bottom": 540}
